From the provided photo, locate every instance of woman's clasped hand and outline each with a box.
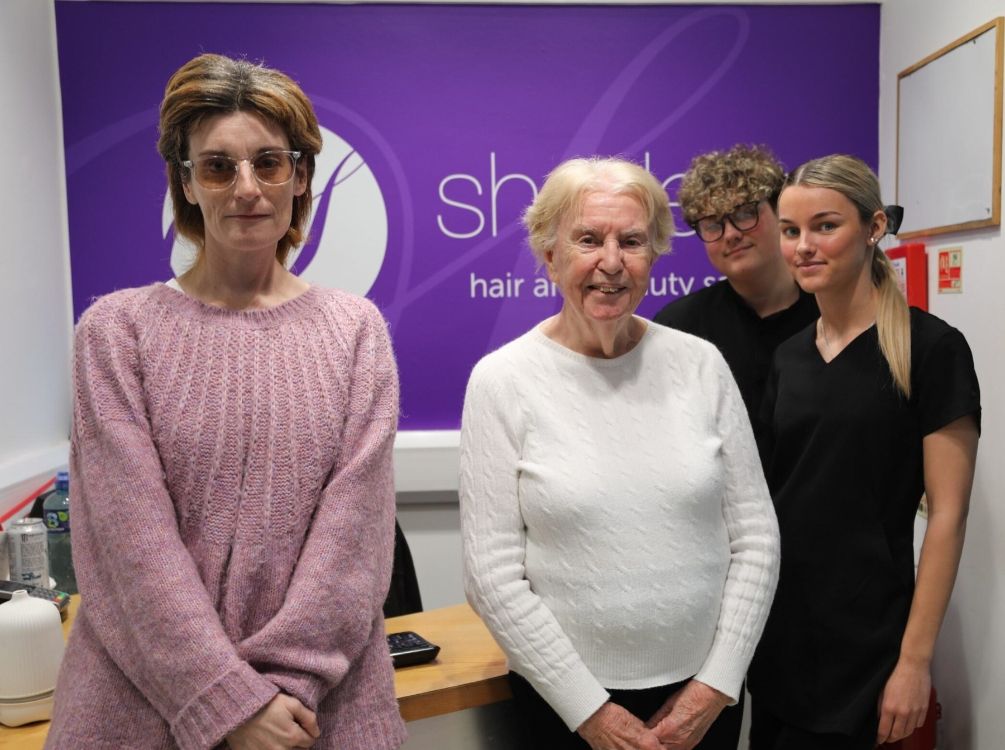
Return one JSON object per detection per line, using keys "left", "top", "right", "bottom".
{"left": 225, "top": 694, "right": 321, "bottom": 750}
{"left": 578, "top": 681, "right": 732, "bottom": 750}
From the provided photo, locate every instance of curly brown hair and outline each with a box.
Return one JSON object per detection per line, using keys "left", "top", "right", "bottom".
{"left": 676, "top": 144, "right": 785, "bottom": 225}
{"left": 157, "top": 54, "right": 323, "bottom": 266}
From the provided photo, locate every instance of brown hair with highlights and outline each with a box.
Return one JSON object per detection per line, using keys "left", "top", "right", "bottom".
{"left": 157, "top": 53, "right": 322, "bottom": 265}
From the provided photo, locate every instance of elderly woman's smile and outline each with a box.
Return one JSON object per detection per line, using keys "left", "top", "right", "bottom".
{"left": 544, "top": 188, "right": 654, "bottom": 349}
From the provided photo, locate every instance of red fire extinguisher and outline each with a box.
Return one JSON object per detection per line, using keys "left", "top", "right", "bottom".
{"left": 880, "top": 689, "right": 941, "bottom": 750}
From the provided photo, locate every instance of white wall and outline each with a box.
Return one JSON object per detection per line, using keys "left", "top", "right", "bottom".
{"left": 879, "top": 3, "right": 1004, "bottom": 748}
{"left": 0, "top": 0, "right": 73, "bottom": 517}
{"left": 397, "top": 493, "right": 466, "bottom": 609}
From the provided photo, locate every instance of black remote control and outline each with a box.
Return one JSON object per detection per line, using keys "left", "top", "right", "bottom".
{"left": 387, "top": 630, "right": 440, "bottom": 668}
{"left": 0, "top": 579, "right": 71, "bottom": 616}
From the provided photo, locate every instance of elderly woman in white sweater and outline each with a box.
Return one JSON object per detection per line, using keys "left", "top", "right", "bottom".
{"left": 459, "top": 156, "right": 780, "bottom": 750}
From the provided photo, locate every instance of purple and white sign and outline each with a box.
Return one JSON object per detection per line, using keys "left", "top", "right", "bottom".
{"left": 55, "top": 2, "right": 879, "bottom": 429}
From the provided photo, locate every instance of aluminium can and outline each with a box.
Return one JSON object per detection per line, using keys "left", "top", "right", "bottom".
{"left": 0, "top": 528, "right": 8, "bottom": 579}
{"left": 7, "top": 518, "right": 49, "bottom": 586}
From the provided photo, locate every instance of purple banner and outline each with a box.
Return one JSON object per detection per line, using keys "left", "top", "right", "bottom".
{"left": 55, "top": 2, "right": 879, "bottom": 430}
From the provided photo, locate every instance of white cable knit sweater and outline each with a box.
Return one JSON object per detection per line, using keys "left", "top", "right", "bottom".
{"left": 460, "top": 319, "right": 780, "bottom": 731}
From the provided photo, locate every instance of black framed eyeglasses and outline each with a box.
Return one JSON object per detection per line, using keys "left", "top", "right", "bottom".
{"left": 181, "top": 150, "right": 302, "bottom": 190}
{"left": 689, "top": 200, "right": 762, "bottom": 242}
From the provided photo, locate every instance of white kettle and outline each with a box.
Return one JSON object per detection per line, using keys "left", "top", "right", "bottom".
{"left": 0, "top": 590, "right": 65, "bottom": 727}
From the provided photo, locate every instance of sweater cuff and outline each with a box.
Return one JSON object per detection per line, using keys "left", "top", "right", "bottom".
{"left": 531, "top": 661, "right": 610, "bottom": 732}
{"left": 171, "top": 662, "right": 280, "bottom": 750}
{"left": 267, "top": 669, "right": 326, "bottom": 711}
{"left": 693, "top": 646, "right": 747, "bottom": 705}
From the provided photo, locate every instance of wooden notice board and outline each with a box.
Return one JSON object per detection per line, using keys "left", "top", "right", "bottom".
{"left": 896, "top": 18, "right": 1003, "bottom": 238}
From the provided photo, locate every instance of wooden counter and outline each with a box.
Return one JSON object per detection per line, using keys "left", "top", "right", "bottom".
{"left": 390, "top": 603, "right": 511, "bottom": 721}
{"left": 0, "top": 598, "right": 510, "bottom": 749}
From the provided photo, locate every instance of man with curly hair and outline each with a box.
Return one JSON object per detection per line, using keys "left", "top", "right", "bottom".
{"left": 654, "top": 144, "right": 818, "bottom": 424}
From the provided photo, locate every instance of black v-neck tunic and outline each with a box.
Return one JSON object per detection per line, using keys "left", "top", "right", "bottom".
{"left": 653, "top": 280, "right": 819, "bottom": 425}
{"left": 749, "top": 307, "right": 981, "bottom": 733}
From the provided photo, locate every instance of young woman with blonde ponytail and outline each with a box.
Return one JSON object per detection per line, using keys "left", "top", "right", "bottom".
{"left": 748, "top": 154, "right": 981, "bottom": 750}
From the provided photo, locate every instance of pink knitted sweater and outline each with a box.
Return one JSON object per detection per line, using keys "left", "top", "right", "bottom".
{"left": 46, "top": 283, "right": 406, "bottom": 750}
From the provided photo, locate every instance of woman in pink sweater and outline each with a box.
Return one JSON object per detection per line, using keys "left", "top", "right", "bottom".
{"left": 45, "top": 54, "right": 406, "bottom": 750}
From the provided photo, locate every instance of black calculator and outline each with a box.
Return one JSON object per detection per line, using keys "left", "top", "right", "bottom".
{"left": 0, "top": 579, "right": 71, "bottom": 617}
{"left": 387, "top": 630, "right": 440, "bottom": 668}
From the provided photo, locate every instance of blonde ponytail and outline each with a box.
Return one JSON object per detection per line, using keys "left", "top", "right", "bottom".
{"left": 872, "top": 248, "right": 911, "bottom": 398}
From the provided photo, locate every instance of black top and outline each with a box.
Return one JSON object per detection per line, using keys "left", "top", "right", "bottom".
{"left": 749, "top": 307, "right": 981, "bottom": 734}
{"left": 653, "top": 280, "right": 819, "bottom": 425}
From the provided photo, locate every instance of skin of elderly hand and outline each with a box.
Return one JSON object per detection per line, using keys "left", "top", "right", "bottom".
{"left": 577, "top": 701, "right": 664, "bottom": 750}
{"left": 644, "top": 680, "right": 731, "bottom": 750}
{"left": 226, "top": 693, "right": 321, "bottom": 750}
